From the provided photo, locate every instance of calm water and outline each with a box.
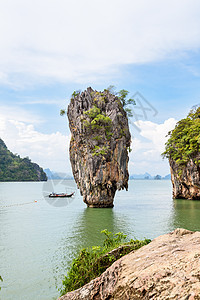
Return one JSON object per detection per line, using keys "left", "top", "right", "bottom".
{"left": 1, "top": 180, "right": 200, "bottom": 300}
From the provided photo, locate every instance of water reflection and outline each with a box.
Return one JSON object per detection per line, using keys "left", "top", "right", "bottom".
{"left": 71, "top": 207, "right": 130, "bottom": 248}
{"left": 57, "top": 207, "right": 130, "bottom": 265}
{"left": 170, "top": 199, "right": 200, "bottom": 231}
{"left": 54, "top": 206, "right": 130, "bottom": 290}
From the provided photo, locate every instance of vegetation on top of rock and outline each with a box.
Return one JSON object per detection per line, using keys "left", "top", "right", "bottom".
{"left": 60, "top": 229, "right": 151, "bottom": 295}
{"left": 60, "top": 86, "right": 136, "bottom": 119}
{"left": 162, "top": 107, "right": 200, "bottom": 171}
{"left": 105, "top": 85, "right": 136, "bottom": 118}
{"left": 82, "top": 105, "right": 112, "bottom": 134}
{"left": 0, "top": 138, "right": 47, "bottom": 181}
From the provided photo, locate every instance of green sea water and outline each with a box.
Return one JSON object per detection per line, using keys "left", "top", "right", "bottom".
{"left": 0, "top": 180, "right": 200, "bottom": 300}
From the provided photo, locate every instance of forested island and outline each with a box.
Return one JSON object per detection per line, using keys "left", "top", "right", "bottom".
{"left": 162, "top": 106, "right": 200, "bottom": 199}
{"left": 0, "top": 138, "right": 47, "bottom": 181}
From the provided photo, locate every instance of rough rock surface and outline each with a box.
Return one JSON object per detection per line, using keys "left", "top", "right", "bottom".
{"left": 67, "top": 88, "right": 131, "bottom": 207}
{"left": 170, "top": 158, "right": 200, "bottom": 199}
{"left": 58, "top": 229, "right": 200, "bottom": 299}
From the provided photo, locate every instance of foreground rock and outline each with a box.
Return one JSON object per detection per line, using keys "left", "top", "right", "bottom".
{"left": 67, "top": 88, "right": 131, "bottom": 207}
{"left": 58, "top": 229, "right": 200, "bottom": 299}
{"left": 170, "top": 158, "right": 200, "bottom": 199}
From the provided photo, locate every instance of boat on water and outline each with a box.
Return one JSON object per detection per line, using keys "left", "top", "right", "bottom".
{"left": 49, "top": 192, "right": 75, "bottom": 198}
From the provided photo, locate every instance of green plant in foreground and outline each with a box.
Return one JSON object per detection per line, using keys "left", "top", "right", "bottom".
{"left": 60, "top": 230, "right": 151, "bottom": 295}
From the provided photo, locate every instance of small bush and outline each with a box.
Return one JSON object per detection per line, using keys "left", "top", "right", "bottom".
{"left": 92, "top": 145, "right": 109, "bottom": 157}
{"left": 60, "top": 230, "right": 150, "bottom": 295}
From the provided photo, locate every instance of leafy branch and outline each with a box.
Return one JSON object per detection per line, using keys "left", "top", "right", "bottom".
{"left": 106, "top": 85, "right": 136, "bottom": 118}
{"left": 60, "top": 230, "right": 150, "bottom": 295}
{"left": 162, "top": 106, "right": 200, "bottom": 172}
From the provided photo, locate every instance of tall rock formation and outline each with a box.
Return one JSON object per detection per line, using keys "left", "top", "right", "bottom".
{"left": 67, "top": 87, "right": 131, "bottom": 207}
{"left": 162, "top": 107, "right": 200, "bottom": 200}
{"left": 170, "top": 158, "right": 200, "bottom": 199}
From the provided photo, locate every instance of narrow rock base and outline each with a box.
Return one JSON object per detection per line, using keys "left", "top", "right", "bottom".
{"left": 170, "top": 158, "right": 200, "bottom": 199}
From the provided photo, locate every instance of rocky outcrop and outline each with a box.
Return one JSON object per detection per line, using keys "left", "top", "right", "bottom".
{"left": 58, "top": 228, "right": 200, "bottom": 299}
{"left": 170, "top": 158, "right": 200, "bottom": 199}
{"left": 67, "top": 88, "right": 131, "bottom": 208}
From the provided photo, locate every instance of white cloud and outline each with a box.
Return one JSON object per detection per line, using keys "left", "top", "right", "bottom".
{"left": 139, "top": 118, "right": 177, "bottom": 153}
{"left": 0, "top": 0, "right": 200, "bottom": 87}
{"left": 18, "top": 98, "right": 66, "bottom": 106}
{"left": 0, "top": 114, "right": 71, "bottom": 173}
{"left": 0, "top": 105, "right": 43, "bottom": 124}
{"left": 129, "top": 118, "right": 177, "bottom": 175}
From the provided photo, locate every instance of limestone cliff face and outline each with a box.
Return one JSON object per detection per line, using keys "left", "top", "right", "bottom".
{"left": 170, "top": 158, "right": 200, "bottom": 199}
{"left": 67, "top": 87, "right": 131, "bottom": 207}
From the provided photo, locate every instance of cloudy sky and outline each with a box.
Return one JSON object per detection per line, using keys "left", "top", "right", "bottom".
{"left": 0, "top": 0, "right": 200, "bottom": 176}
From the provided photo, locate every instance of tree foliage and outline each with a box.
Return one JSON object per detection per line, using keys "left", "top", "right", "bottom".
{"left": 0, "top": 139, "right": 47, "bottom": 181}
{"left": 162, "top": 107, "right": 200, "bottom": 168}
{"left": 60, "top": 87, "right": 136, "bottom": 119}
{"left": 106, "top": 86, "right": 136, "bottom": 118}
{"left": 83, "top": 105, "right": 112, "bottom": 132}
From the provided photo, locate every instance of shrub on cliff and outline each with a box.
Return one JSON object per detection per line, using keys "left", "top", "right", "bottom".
{"left": 106, "top": 86, "right": 136, "bottom": 118}
{"left": 60, "top": 230, "right": 150, "bottom": 295}
{"left": 162, "top": 106, "right": 200, "bottom": 170}
{"left": 0, "top": 276, "right": 2, "bottom": 291}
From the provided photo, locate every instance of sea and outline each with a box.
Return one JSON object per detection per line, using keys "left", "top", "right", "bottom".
{"left": 1, "top": 179, "right": 200, "bottom": 300}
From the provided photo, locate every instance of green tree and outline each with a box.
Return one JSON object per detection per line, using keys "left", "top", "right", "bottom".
{"left": 0, "top": 138, "right": 47, "bottom": 181}
{"left": 106, "top": 85, "right": 136, "bottom": 118}
{"left": 60, "top": 87, "right": 136, "bottom": 119}
{"left": 162, "top": 106, "right": 200, "bottom": 171}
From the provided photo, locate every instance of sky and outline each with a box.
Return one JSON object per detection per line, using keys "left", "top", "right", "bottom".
{"left": 0, "top": 0, "right": 200, "bottom": 176}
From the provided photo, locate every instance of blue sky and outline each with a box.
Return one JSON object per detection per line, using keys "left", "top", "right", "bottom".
{"left": 0, "top": 0, "right": 200, "bottom": 176}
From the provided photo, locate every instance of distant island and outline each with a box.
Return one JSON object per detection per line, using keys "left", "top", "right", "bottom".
{"left": 45, "top": 169, "right": 171, "bottom": 181}
{"left": 129, "top": 172, "right": 171, "bottom": 180}
{"left": 0, "top": 138, "right": 47, "bottom": 181}
{"left": 44, "top": 168, "right": 73, "bottom": 180}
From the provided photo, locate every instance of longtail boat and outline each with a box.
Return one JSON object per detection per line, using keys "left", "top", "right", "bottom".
{"left": 49, "top": 192, "right": 74, "bottom": 198}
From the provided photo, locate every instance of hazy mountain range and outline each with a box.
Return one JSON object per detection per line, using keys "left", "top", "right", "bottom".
{"left": 44, "top": 169, "right": 171, "bottom": 180}
{"left": 129, "top": 172, "right": 171, "bottom": 180}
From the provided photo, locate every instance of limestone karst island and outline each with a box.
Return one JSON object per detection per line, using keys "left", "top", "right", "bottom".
{"left": 67, "top": 87, "right": 131, "bottom": 208}
{"left": 162, "top": 106, "right": 200, "bottom": 200}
